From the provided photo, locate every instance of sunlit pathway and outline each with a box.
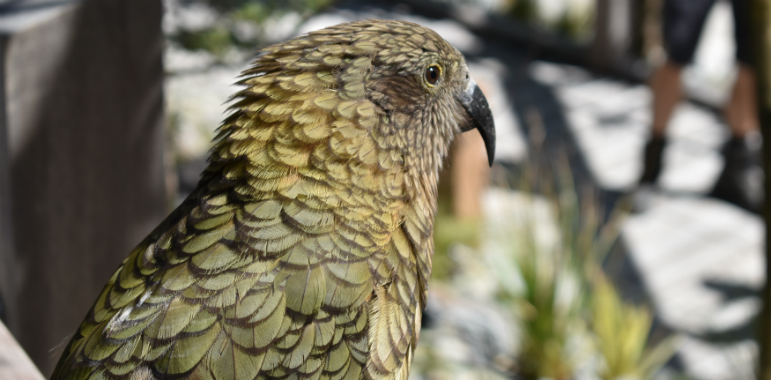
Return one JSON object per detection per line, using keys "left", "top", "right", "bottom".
{"left": 537, "top": 57, "right": 764, "bottom": 379}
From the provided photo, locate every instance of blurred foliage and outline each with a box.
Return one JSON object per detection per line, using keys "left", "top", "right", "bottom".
{"left": 168, "top": 0, "right": 337, "bottom": 56}
{"left": 432, "top": 190, "right": 482, "bottom": 282}
{"left": 592, "top": 274, "right": 678, "bottom": 380}
{"left": 431, "top": 133, "right": 677, "bottom": 379}
{"left": 200, "top": 0, "right": 334, "bottom": 14}
{"left": 498, "top": 145, "right": 677, "bottom": 379}
{"left": 506, "top": 0, "right": 537, "bottom": 20}
{"left": 503, "top": 0, "right": 596, "bottom": 41}
{"left": 490, "top": 151, "right": 677, "bottom": 379}
{"left": 176, "top": 26, "right": 233, "bottom": 55}
{"left": 489, "top": 149, "right": 606, "bottom": 380}
{"left": 231, "top": 1, "right": 274, "bottom": 23}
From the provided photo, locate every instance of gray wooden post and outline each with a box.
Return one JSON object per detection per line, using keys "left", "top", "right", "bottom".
{"left": 0, "top": 0, "right": 166, "bottom": 375}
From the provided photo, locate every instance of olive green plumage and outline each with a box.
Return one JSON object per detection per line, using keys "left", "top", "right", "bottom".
{"left": 51, "top": 19, "right": 495, "bottom": 380}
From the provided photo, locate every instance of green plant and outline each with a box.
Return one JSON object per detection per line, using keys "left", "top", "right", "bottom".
{"left": 487, "top": 158, "right": 596, "bottom": 379}
{"left": 592, "top": 274, "right": 678, "bottom": 380}
{"left": 485, "top": 127, "right": 675, "bottom": 379}
{"left": 176, "top": 27, "right": 233, "bottom": 56}
{"left": 168, "top": 0, "right": 339, "bottom": 58}
{"left": 503, "top": 0, "right": 595, "bottom": 41}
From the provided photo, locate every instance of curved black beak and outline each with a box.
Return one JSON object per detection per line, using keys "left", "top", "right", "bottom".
{"left": 458, "top": 78, "right": 496, "bottom": 166}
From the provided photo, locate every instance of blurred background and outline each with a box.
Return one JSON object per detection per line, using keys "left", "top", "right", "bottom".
{"left": 0, "top": 0, "right": 766, "bottom": 379}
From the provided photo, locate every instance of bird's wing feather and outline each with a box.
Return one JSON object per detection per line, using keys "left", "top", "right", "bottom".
{"left": 53, "top": 72, "right": 423, "bottom": 380}
{"left": 53, "top": 195, "right": 423, "bottom": 380}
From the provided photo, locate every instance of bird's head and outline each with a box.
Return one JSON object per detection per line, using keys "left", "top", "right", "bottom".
{"left": 213, "top": 19, "right": 495, "bottom": 204}
{"left": 325, "top": 19, "right": 497, "bottom": 167}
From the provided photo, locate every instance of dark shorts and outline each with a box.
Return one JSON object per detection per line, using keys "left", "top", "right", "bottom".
{"left": 663, "top": 0, "right": 752, "bottom": 65}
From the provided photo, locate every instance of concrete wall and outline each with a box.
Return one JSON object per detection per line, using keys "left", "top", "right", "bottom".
{"left": 0, "top": 0, "right": 166, "bottom": 375}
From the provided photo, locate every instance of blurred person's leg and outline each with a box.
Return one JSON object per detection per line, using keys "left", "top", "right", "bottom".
{"left": 712, "top": 0, "right": 762, "bottom": 211}
{"left": 650, "top": 62, "right": 683, "bottom": 138}
{"left": 725, "top": 0, "right": 757, "bottom": 138}
{"left": 724, "top": 64, "right": 758, "bottom": 137}
{"left": 640, "top": 62, "right": 681, "bottom": 185}
{"left": 639, "top": 0, "right": 715, "bottom": 187}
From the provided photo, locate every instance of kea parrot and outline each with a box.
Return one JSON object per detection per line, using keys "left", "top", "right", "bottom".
{"left": 51, "top": 19, "right": 495, "bottom": 380}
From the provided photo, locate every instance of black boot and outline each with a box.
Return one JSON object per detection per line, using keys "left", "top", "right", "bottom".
{"left": 632, "top": 136, "right": 666, "bottom": 212}
{"left": 639, "top": 136, "right": 666, "bottom": 185}
{"left": 711, "top": 135, "right": 763, "bottom": 213}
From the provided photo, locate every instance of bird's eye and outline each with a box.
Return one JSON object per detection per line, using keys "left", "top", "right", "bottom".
{"left": 425, "top": 65, "right": 441, "bottom": 86}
